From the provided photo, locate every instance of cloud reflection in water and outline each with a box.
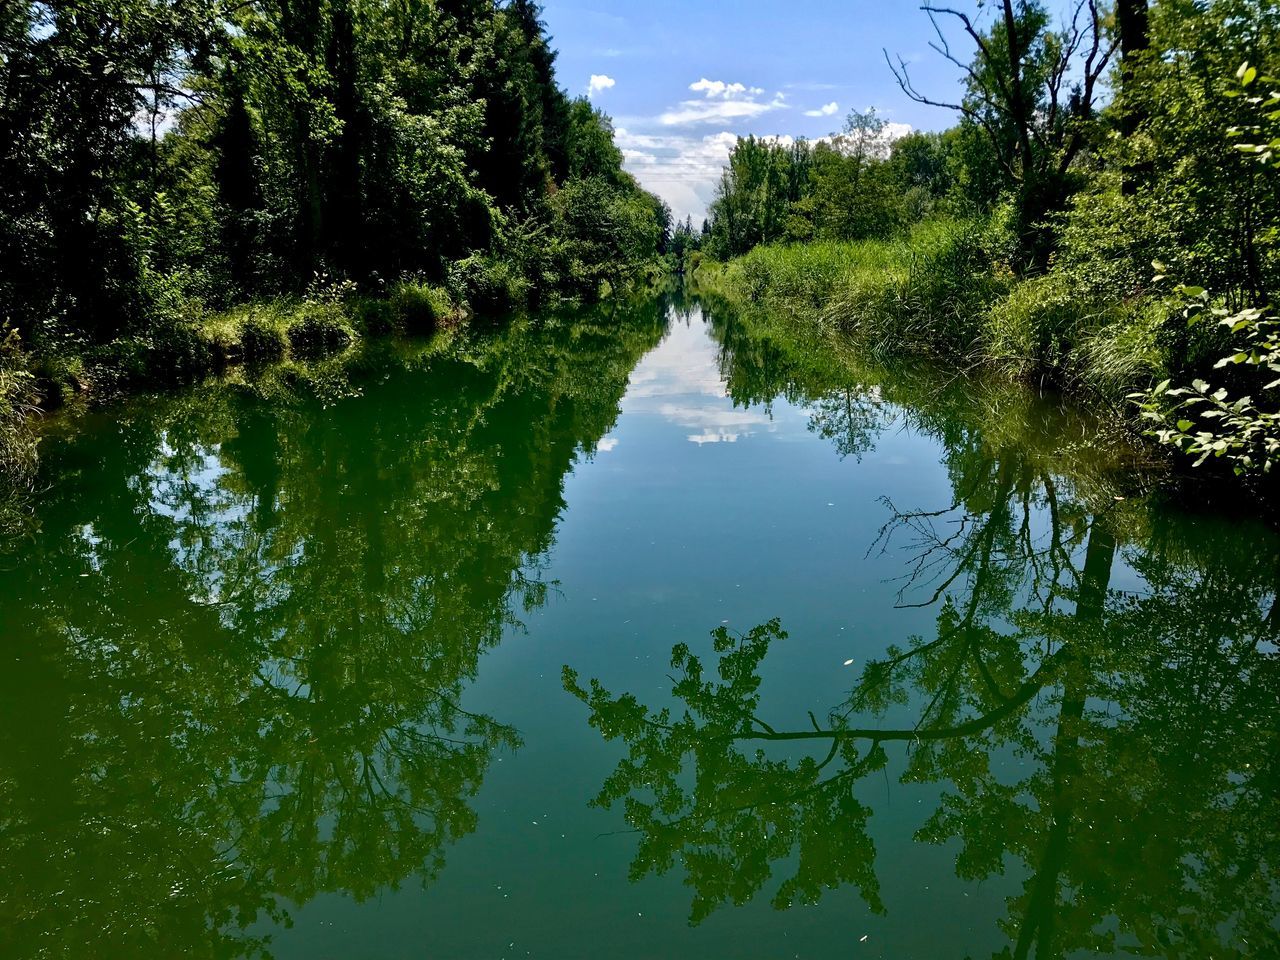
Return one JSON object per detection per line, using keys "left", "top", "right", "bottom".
{"left": 622, "top": 313, "right": 776, "bottom": 445}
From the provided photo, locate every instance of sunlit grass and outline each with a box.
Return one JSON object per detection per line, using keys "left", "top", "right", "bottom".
{"left": 699, "top": 217, "right": 1173, "bottom": 399}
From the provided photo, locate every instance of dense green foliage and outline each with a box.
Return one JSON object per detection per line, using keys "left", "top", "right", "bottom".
{"left": 0, "top": 0, "right": 668, "bottom": 466}
{"left": 699, "top": 0, "right": 1280, "bottom": 481}
{"left": 1132, "top": 64, "right": 1280, "bottom": 475}
{"left": 703, "top": 113, "right": 959, "bottom": 260}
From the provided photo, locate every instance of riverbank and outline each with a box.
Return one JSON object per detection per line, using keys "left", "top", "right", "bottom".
{"left": 692, "top": 218, "right": 1178, "bottom": 399}
{"left": 0, "top": 282, "right": 443, "bottom": 497}
{"left": 0, "top": 263, "right": 674, "bottom": 500}
{"left": 692, "top": 229, "right": 1280, "bottom": 506}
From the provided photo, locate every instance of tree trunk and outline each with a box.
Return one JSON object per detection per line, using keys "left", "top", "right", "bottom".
{"left": 1117, "top": 0, "right": 1151, "bottom": 194}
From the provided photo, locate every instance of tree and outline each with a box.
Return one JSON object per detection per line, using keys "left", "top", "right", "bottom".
{"left": 706, "top": 136, "right": 813, "bottom": 257}
{"left": 0, "top": 0, "right": 217, "bottom": 341}
{"left": 0, "top": 0, "right": 667, "bottom": 387}
{"left": 802, "top": 112, "right": 907, "bottom": 241}
{"left": 1115, "top": 0, "right": 1150, "bottom": 148}
{"left": 888, "top": 1, "right": 1115, "bottom": 265}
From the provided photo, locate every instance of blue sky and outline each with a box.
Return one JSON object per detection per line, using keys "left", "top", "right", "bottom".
{"left": 540, "top": 1, "right": 974, "bottom": 222}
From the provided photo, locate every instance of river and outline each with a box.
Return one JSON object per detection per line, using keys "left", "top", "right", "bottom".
{"left": 1, "top": 293, "right": 1277, "bottom": 958}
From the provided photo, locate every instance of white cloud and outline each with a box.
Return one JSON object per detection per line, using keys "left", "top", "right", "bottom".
{"left": 596, "top": 437, "right": 619, "bottom": 452}
{"left": 659, "top": 98, "right": 785, "bottom": 126}
{"left": 614, "top": 127, "right": 797, "bottom": 225}
{"left": 804, "top": 101, "right": 840, "bottom": 118}
{"left": 617, "top": 80, "right": 919, "bottom": 222}
{"left": 614, "top": 128, "right": 738, "bottom": 222}
{"left": 587, "top": 74, "right": 616, "bottom": 96}
{"left": 652, "top": 78, "right": 785, "bottom": 127}
{"left": 689, "top": 78, "right": 765, "bottom": 100}
{"left": 621, "top": 320, "right": 779, "bottom": 445}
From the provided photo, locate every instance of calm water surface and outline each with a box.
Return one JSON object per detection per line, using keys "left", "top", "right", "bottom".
{"left": 2, "top": 296, "right": 1278, "bottom": 959}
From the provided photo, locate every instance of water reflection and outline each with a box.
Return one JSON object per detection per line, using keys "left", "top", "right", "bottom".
{"left": 568, "top": 518, "right": 1280, "bottom": 956}
{"left": 568, "top": 301, "right": 1280, "bottom": 958}
{"left": 0, "top": 304, "right": 667, "bottom": 958}
{"left": 3, "top": 293, "right": 1277, "bottom": 957}
{"left": 622, "top": 308, "right": 777, "bottom": 445}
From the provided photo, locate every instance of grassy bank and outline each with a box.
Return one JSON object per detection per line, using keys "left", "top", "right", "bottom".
{"left": 0, "top": 261, "right": 682, "bottom": 500}
{"left": 693, "top": 217, "right": 1194, "bottom": 406}
{"left": 26, "top": 279, "right": 461, "bottom": 411}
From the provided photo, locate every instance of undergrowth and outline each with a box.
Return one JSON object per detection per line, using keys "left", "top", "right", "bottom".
{"left": 696, "top": 217, "right": 1179, "bottom": 404}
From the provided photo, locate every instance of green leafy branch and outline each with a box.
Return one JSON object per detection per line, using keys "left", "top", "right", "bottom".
{"left": 1131, "top": 64, "right": 1280, "bottom": 476}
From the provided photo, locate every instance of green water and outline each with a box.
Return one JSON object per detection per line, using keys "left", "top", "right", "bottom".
{"left": 2, "top": 295, "right": 1277, "bottom": 959}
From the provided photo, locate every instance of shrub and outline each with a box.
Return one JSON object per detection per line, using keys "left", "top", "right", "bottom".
{"left": 239, "top": 314, "right": 288, "bottom": 362}
{"left": 1134, "top": 290, "right": 1280, "bottom": 476}
{"left": 448, "top": 255, "right": 527, "bottom": 316}
{"left": 196, "top": 312, "right": 242, "bottom": 366}
{"left": 390, "top": 281, "right": 455, "bottom": 332}
{"left": 141, "top": 319, "right": 214, "bottom": 383}
{"left": 28, "top": 351, "right": 88, "bottom": 408}
{"left": 286, "top": 304, "right": 355, "bottom": 358}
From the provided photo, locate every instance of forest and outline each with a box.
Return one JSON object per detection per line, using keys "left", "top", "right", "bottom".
{"left": 693, "top": 0, "right": 1279, "bottom": 487}
{"left": 0, "top": 0, "right": 671, "bottom": 489}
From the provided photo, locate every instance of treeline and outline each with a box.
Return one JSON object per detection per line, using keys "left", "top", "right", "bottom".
{"left": 0, "top": 0, "right": 670, "bottom": 413}
{"left": 702, "top": 113, "right": 965, "bottom": 260}
{"left": 699, "top": 0, "right": 1279, "bottom": 481}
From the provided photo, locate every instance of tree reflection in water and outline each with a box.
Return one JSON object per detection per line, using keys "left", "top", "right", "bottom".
{"left": 567, "top": 303, "right": 1280, "bottom": 958}
{"left": 0, "top": 303, "right": 668, "bottom": 958}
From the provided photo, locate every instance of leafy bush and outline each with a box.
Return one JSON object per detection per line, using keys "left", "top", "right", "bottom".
{"left": 0, "top": 327, "right": 38, "bottom": 487}
{"left": 448, "top": 255, "right": 528, "bottom": 316}
{"left": 1132, "top": 64, "right": 1280, "bottom": 477}
{"left": 239, "top": 314, "right": 288, "bottom": 362}
{"left": 139, "top": 319, "right": 214, "bottom": 384}
{"left": 1134, "top": 290, "right": 1279, "bottom": 475}
{"left": 390, "top": 282, "right": 455, "bottom": 332}
{"left": 550, "top": 177, "right": 662, "bottom": 299}
{"left": 286, "top": 305, "right": 355, "bottom": 358}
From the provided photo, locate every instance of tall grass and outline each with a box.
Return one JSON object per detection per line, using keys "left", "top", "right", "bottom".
{"left": 0, "top": 339, "right": 38, "bottom": 492}
{"left": 708, "top": 220, "right": 1008, "bottom": 361}
{"left": 699, "top": 217, "right": 1171, "bottom": 401}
